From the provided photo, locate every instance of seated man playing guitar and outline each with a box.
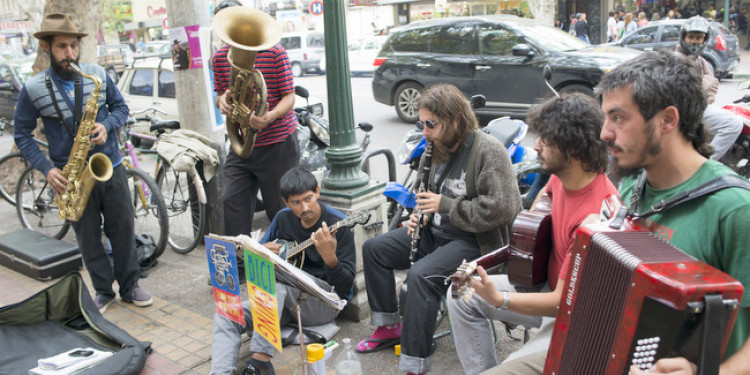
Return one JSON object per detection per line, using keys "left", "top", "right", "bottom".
{"left": 447, "top": 93, "right": 618, "bottom": 375}
{"left": 210, "top": 167, "right": 356, "bottom": 375}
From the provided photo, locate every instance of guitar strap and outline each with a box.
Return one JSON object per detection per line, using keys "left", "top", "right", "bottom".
{"left": 628, "top": 170, "right": 750, "bottom": 219}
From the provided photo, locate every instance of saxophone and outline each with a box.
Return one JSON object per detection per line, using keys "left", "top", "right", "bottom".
{"left": 54, "top": 63, "right": 113, "bottom": 222}
{"left": 410, "top": 142, "right": 433, "bottom": 263}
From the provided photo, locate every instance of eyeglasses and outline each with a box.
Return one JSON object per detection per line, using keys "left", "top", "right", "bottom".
{"left": 416, "top": 119, "right": 437, "bottom": 130}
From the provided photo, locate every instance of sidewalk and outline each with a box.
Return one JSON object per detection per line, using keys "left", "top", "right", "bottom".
{"left": 0, "top": 202, "right": 525, "bottom": 375}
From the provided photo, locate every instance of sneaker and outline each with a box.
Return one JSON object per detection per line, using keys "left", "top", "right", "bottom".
{"left": 94, "top": 294, "right": 115, "bottom": 313}
{"left": 240, "top": 358, "right": 275, "bottom": 375}
{"left": 122, "top": 286, "right": 153, "bottom": 307}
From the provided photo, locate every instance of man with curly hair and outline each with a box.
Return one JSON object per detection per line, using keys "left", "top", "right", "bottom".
{"left": 447, "top": 93, "right": 618, "bottom": 375}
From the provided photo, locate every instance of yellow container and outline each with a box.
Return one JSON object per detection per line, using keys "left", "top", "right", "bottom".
{"left": 394, "top": 344, "right": 401, "bottom": 356}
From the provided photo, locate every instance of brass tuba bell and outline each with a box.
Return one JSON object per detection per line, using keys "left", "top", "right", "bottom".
{"left": 214, "top": 7, "right": 282, "bottom": 158}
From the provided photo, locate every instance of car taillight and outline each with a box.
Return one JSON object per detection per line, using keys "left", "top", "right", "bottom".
{"left": 373, "top": 57, "right": 387, "bottom": 67}
{"left": 715, "top": 34, "right": 727, "bottom": 51}
{"left": 304, "top": 53, "right": 309, "bottom": 60}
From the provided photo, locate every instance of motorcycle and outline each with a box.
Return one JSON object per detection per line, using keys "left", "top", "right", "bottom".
{"left": 383, "top": 95, "right": 541, "bottom": 230}
{"left": 720, "top": 79, "right": 750, "bottom": 178}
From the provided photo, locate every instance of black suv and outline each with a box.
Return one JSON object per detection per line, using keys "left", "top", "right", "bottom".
{"left": 372, "top": 15, "right": 641, "bottom": 122}
{"left": 607, "top": 19, "right": 740, "bottom": 79}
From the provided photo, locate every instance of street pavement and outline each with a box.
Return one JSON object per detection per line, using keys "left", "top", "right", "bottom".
{"left": 0, "top": 49, "right": 748, "bottom": 375}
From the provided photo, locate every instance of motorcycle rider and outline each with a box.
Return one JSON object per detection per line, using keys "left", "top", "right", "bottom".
{"left": 677, "top": 16, "right": 743, "bottom": 160}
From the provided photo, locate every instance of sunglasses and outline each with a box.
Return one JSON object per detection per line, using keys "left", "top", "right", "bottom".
{"left": 416, "top": 119, "right": 438, "bottom": 130}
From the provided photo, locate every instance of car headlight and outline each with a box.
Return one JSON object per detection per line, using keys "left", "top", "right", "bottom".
{"left": 310, "top": 103, "right": 324, "bottom": 117}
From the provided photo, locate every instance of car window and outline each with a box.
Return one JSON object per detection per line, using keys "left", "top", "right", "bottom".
{"left": 158, "top": 70, "right": 175, "bottom": 99}
{"left": 623, "top": 27, "right": 657, "bottom": 45}
{"left": 389, "top": 28, "right": 429, "bottom": 52}
{"left": 660, "top": 25, "right": 681, "bottom": 43}
{"left": 364, "top": 39, "right": 381, "bottom": 50}
{"left": 430, "top": 25, "right": 474, "bottom": 54}
{"left": 128, "top": 69, "right": 154, "bottom": 97}
{"left": 478, "top": 26, "right": 523, "bottom": 56}
{"left": 348, "top": 40, "right": 363, "bottom": 52}
{"left": 280, "top": 36, "right": 301, "bottom": 50}
{"left": 307, "top": 35, "right": 325, "bottom": 48}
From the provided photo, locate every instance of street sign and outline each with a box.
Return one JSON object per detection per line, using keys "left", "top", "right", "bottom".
{"left": 309, "top": 0, "right": 324, "bottom": 16}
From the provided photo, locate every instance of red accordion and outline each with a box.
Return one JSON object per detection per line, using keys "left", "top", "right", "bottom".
{"left": 544, "top": 209, "right": 744, "bottom": 374}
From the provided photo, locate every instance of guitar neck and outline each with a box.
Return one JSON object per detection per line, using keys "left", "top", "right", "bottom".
{"left": 285, "top": 220, "right": 347, "bottom": 259}
{"left": 474, "top": 245, "right": 511, "bottom": 271}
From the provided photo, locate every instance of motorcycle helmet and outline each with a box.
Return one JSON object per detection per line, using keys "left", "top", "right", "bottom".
{"left": 214, "top": 0, "right": 242, "bottom": 15}
{"left": 679, "top": 16, "right": 710, "bottom": 56}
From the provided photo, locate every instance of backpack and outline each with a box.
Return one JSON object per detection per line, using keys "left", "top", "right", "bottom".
{"left": 0, "top": 272, "right": 150, "bottom": 374}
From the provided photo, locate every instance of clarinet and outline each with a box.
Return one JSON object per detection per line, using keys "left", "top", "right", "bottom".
{"left": 410, "top": 142, "right": 433, "bottom": 263}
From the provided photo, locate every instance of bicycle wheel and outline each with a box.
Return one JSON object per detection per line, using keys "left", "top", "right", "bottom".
{"left": 15, "top": 165, "right": 71, "bottom": 239}
{"left": 156, "top": 162, "right": 206, "bottom": 254}
{"left": 0, "top": 152, "right": 29, "bottom": 206}
{"left": 126, "top": 168, "right": 169, "bottom": 259}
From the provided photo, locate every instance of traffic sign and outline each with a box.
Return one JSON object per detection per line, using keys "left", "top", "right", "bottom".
{"left": 309, "top": 0, "right": 324, "bottom": 16}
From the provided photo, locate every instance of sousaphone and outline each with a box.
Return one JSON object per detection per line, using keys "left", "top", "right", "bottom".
{"left": 214, "top": 7, "right": 282, "bottom": 158}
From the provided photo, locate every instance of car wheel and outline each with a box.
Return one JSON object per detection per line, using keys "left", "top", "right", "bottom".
{"left": 106, "top": 67, "right": 119, "bottom": 84}
{"left": 316, "top": 67, "right": 325, "bottom": 75}
{"left": 395, "top": 82, "right": 423, "bottom": 123}
{"left": 291, "top": 62, "right": 303, "bottom": 77}
{"left": 558, "top": 84, "right": 594, "bottom": 97}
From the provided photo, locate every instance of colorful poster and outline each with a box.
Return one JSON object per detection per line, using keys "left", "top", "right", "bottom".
{"left": 206, "top": 236, "right": 244, "bottom": 324}
{"left": 168, "top": 25, "right": 202, "bottom": 70}
{"left": 244, "top": 248, "right": 283, "bottom": 352}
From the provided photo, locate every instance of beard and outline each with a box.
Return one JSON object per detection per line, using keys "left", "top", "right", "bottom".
{"left": 430, "top": 138, "right": 457, "bottom": 165}
{"left": 51, "top": 56, "right": 78, "bottom": 81}
{"left": 606, "top": 119, "right": 662, "bottom": 178}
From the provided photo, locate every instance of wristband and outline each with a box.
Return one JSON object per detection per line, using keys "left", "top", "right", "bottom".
{"left": 500, "top": 291, "right": 510, "bottom": 310}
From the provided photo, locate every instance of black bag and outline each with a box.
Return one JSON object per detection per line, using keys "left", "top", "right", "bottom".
{"left": 0, "top": 272, "right": 150, "bottom": 374}
{"left": 135, "top": 233, "right": 158, "bottom": 271}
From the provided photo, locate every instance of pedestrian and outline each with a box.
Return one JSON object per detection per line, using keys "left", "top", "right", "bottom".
{"left": 574, "top": 13, "right": 590, "bottom": 43}
{"left": 607, "top": 11, "right": 618, "bottom": 42}
{"left": 637, "top": 11, "right": 649, "bottom": 27}
{"left": 355, "top": 84, "right": 522, "bottom": 375}
{"left": 13, "top": 13, "right": 152, "bottom": 313}
{"left": 622, "top": 13, "right": 637, "bottom": 37}
{"left": 212, "top": 1, "right": 299, "bottom": 238}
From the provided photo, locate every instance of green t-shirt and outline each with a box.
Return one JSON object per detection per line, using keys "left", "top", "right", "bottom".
{"left": 620, "top": 160, "right": 750, "bottom": 359}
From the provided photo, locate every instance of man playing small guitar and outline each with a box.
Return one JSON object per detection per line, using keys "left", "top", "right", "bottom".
{"left": 210, "top": 167, "right": 356, "bottom": 375}
{"left": 447, "top": 93, "right": 618, "bottom": 375}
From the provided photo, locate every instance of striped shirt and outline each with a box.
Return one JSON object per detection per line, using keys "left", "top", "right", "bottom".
{"left": 212, "top": 44, "right": 296, "bottom": 147}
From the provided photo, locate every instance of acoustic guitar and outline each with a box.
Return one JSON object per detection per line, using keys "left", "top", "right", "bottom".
{"left": 450, "top": 195, "right": 552, "bottom": 301}
{"left": 275, "top": 209, "right": 370, "bottom": 266}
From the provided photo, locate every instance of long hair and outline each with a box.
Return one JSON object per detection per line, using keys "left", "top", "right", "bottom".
{"left": 527, "top": 93, "right": 608, "bottom": 173}
{"left": 418, "top": 84, "right": 478, "bottom": 153}
{"left": 595, "top": 50, "right": 712, "bottom": 157}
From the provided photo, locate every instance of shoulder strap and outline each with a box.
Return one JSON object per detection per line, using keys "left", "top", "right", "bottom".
{"left": 45, "top": 73, "right": 75, "bottom": 138}
{"left": 630, "top": 174, "right": 750, "bottom": 219}
{"left": 74, "top": 76, "right": 82, "bottom": 127}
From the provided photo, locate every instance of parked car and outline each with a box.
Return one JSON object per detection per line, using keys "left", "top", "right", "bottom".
{"left": 117, "top": 55, "right": 324, "bottom": 147}
{"left": 0, "top": 56, "right": 34, "bottom": 119}
{"left": 606, "top": 19, "right": 740, "bottom": 78}
{"left": 97, "top": 44, "right": 135, "bottom": 84}
{"left": 279, "top": 32, "right": 325, "bottom": 77}
{"left": 372, "top": 15, "right": 641, "bottom": 123}
{"left": 135, "top": 41, "right": 171, "bottom": 58}
{"left": 319, "top": 35, "right": 387, "bottom": 76}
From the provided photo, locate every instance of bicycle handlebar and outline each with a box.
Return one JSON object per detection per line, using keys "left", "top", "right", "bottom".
{"left": 132, "top": 107, "right": 167, "bottom": 116}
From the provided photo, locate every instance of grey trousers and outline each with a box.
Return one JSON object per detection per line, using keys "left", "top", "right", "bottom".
{"left": 480, "top": 320, "right": 554, "bottom": 375}
{"left": 447, "top": 274, "right": 548, "bottom": 375}
{"left": 704, "top": 104, "right": 743, "bottom": 160}
{"left": 209, "top": 280, "right": 339, "bottom": 375}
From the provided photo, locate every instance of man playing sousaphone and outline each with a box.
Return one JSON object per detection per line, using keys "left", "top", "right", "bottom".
{"left": 14, "top": 13, "right": 151, "bottom": 312}
{"left": 212, "top": 1, "right": 299, "bottom": 239}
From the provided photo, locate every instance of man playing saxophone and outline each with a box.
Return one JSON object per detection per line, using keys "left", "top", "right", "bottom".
{"left": 13, "top": 13, "right": 152, "bottom": 313}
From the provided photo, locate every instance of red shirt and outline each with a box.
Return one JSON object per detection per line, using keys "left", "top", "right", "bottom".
{"left": 212, "top": 44, "right": 296, "bottom": 147}
{"left": 545, "top": 173, "right": 618, "bottom": 289}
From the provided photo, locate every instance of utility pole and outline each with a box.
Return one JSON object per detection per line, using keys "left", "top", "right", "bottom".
{"left": 165, "top": 0, "right": 225, "bottom": 235}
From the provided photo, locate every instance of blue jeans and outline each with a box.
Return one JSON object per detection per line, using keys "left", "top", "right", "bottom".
{"left": 362, "top": 226, "right": 481, "bottom": 374}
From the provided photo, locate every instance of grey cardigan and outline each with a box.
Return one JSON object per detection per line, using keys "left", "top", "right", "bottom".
{"left": 418, "top": 129, "right": 522, "bottom": 255}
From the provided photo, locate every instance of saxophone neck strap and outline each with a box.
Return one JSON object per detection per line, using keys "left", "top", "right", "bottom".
{"left": 45, "top": 73, "right": 75, "bottom": 138}
{"left": 74, "top": 75, "right": 82, "bottom": 128}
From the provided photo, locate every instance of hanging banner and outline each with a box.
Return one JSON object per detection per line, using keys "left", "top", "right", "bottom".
{"left": 206, "top": 236, "right": 244, "bottom": 324}
{"left": 168, "top": 25, "right": 203, "bottom": 70}
{"left": 245, "top": 248, "right": 283, "bottom": 352}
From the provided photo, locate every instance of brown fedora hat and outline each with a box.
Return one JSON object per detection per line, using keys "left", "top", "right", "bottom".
{"left": 33, "top": 13, "right": 88, "bottom": 39}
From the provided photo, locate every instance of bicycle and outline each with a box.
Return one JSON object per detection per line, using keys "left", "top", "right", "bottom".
{"left": 119, "top": 108, "right": 169, "bottom": 259}
{"left": 0, "top": 118, "right": 34, "bottom": 206}
{"left": 127, "top": 108, "right": 207, "bottom": 254}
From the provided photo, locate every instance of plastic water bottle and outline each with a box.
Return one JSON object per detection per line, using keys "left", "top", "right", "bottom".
{"left": 335, "top": 338, "right": 363, "bottom": 375}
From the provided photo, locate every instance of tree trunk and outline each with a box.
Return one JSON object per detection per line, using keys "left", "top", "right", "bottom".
{"left": 526, "top": 0, "right": 556, "bottom": 28}
{"left": 33, "top": 0, "right": 104, "bottom": 74}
